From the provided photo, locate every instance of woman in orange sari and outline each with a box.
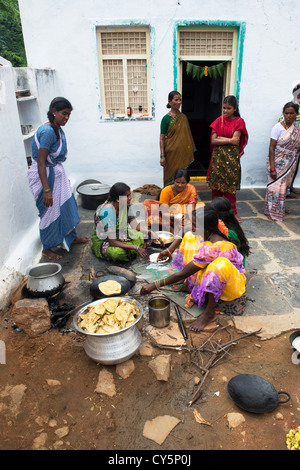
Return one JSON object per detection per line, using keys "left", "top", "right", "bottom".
{"left": 160, "top": 91, "right": 196, "bottom": 185}
{"left": 143, "top": 169, "right": 198, "bottom": 231}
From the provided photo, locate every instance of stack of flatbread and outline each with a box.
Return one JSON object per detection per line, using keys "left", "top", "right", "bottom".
{"left": 77, "top": 298, "right": 139, "bottom": 334}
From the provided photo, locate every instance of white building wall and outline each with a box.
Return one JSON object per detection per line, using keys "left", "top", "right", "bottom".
{"left": 18, "top": 0, "right": 300, "bottom": 189}
{"left": 0, "top": 64, "right": 58, "bottom": 311}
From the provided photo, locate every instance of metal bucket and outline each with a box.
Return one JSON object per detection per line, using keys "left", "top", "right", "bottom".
{"left": 148, "top": 296, "right": 170, "bottom": 328}
{"left": 73, "top": 297, "right": 144, "bottom": 365}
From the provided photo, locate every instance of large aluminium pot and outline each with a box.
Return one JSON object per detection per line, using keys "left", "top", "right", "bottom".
{"left": 73, "top": 297, "right": 144, "bottom": 365}
{"left": 26, "top": 263, "right": 65, "bottom": 297}
{"left": 76, "top": 181, "right": 111, "bottom": 210}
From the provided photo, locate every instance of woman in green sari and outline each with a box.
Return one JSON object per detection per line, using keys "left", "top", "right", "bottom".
{"left": 91, "top": 183, "right": 161, "bottom": 262}
{"left": 160, "top": 91, "right": 196, "bottom": 185}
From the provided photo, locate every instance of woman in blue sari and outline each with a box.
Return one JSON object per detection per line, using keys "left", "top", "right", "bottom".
{"left": 28, "top": 97, "right": 88, "bottom": 259}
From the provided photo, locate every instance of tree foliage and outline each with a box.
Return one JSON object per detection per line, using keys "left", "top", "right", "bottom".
{"left": 0, "top": 0, "right": 27, "bottom": 66}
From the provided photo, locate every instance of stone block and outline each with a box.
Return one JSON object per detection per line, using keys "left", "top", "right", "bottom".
{"left": 12, "top": 298, "right": 50, "bottom": 337}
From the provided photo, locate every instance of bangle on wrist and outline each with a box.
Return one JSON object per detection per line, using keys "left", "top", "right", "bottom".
{"left": 135, "top": 245, "right": 139, "bottom": 251}
{"left": 43, "top": 188, "right": 51, "bottom": 193}
{"left": 160, "top": 153, "right": 165, "bottom": 158}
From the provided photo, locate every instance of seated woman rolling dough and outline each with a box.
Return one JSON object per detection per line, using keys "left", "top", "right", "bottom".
{"left": 140, "top": 206, "right": 246, "bottom": 332}
{"left": 91, "top": 182, "right": 162, "bottom": 262}
{"left": 143, "top": 168, "right": 198, "bottom": 231}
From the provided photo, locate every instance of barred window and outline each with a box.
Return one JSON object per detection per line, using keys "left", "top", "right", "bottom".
{"left": 97, "top": 28, "right": 151, "bottom": 117}
{"left": 179, "top": 30, "right": 234, "bottom": 57}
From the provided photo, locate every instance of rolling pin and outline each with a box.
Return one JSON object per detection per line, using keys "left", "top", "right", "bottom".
{"left": 174, "top": 304, "right": 188, "bottom": 340}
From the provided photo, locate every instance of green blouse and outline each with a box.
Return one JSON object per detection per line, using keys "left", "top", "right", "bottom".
{"left": 160, "top": 114, "right": 172, "bottom": 134}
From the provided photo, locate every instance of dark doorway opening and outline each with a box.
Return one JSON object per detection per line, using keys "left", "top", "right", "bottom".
{"left": 182, "top": 60, "right": 224, "bottom": 177}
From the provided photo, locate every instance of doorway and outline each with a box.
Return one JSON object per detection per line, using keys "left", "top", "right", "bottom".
{"left": 181, "top": 60, "right": 225, "bottom": 177}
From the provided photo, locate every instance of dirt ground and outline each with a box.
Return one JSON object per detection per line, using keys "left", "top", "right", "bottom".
{"left": 0, "top": 302, "right": 299, "bottom": 453}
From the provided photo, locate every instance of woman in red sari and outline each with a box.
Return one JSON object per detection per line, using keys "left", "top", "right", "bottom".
{"left": 207, "top": 96, "right": 248, "bottom": 222}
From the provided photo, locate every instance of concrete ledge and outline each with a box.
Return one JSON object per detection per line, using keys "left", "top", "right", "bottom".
{"left": 230, "top": 309, "right": 300, "bottom": 340}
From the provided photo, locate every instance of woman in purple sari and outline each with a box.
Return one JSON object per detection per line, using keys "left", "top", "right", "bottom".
{"left": 140, "top": 207, "right": 246, "bottom": 332}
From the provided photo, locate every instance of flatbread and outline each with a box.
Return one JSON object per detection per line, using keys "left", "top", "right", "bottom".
{"left": 149, "top": 253, "right": 167, "bottom": 264}
{"left": 76, "top": 299, "right": 139, "bottom": 334}
{"left": 98, "top": 280, "right": 122, "bottom": 296}
{"left": 103, "top": 298, "right": 121, "bottom": 313}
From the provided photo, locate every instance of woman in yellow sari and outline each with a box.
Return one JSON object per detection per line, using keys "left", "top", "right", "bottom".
{"left": 143, "top": 169, "right": 198, "bottom": 230}
{"left": 160, "top": 91, "right": 196, "bottom": 185}
{"left": 141, "top": 207, "right": 246, "bottom": 332}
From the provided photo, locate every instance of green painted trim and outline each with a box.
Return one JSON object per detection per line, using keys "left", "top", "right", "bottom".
{"left": 173, "top": 20, "right": 246, "bottom": 99}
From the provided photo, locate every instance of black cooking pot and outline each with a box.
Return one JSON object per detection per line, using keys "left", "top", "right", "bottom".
{"left": 227, "top": 374, "right": 290, "bottom": 413}
{"left": 289, "top": 330, "right": 300, "bottom": 350}
{"left": 76, "top": 180, "right": 111, "bottom": 210}
{"left": 90, "top": 275, "right": 131, "bottom": 299}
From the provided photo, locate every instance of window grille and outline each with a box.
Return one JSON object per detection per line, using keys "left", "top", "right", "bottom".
{"left": 102, "top": 59, "right": 125, "bottom": 115}
{"left": 127, "top": 59, "right": 148, "bottom": 114}
{"left": 101, "top": 31, "right": 147, "bottom": 55}
{"left": 179, "top": 31, "right": 234, "bottom": 57}
{"left": 98, "top": 29, "right": 150, "bottom": 116}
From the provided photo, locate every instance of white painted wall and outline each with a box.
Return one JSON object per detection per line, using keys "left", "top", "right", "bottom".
{"left": 0, "top": 64, "right": 58, "bottom": 310}
{"left": 18, "top": 0, "right": 300, "bottom": 190}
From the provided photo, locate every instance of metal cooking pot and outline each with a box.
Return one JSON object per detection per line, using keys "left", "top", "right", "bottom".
{"left": 76, "top": 182, "right": 111, "bottom": 210}
{"left": 26, "top": 263, "right": 65, "bottom": 297}
{"left": 227, "top": 374, "right": 290, "bottom": 413}
{"left": 73, "top": 296, "right": 144, "bottom": 364}
{"left": 289, "top": 330, "right": 300, "bottom": 351}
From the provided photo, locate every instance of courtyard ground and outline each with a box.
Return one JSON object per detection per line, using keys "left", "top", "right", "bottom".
{"left": 0, "top": 188, "right": 300, "bottom": 453}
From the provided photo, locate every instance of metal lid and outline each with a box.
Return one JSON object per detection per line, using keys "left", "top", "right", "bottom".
{"left": 77, "top": 183, "right": 111, "bottom": 196}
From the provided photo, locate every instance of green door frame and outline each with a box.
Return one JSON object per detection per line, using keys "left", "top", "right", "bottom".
{"left": 173, "top": 20, "right": 246, "bottom": 99}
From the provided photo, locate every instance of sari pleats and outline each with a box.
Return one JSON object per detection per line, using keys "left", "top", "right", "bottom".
{"left": 264, "top": 122, "right": 300, "bottom": 221}
{"left": 163, "top": 113, "right": 196, "bottom": 185}
{"left": 28, "top": 129, "right": 80, "bottom": 250}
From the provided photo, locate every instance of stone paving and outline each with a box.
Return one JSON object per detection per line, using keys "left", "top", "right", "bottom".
{"left": 45, "top": 187, "right": 300, "bottom": 340}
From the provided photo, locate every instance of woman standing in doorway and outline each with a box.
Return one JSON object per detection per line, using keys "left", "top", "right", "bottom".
{"left": 207, "top": 95, "right": 248, "bottom": 223}
{"left": 28, "top": 97, "right": 88, "bottom": 259}
{"left": 160, "top": 91, "right": 196, "bottom": 186}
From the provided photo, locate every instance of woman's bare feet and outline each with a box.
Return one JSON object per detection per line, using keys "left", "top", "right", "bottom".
{"left": 71, "top": 237, "right": 89, "bottom": 245}
{"left": 291, "top": 187, "right": 300, "bottom": 194}
{"left": 187, "top": 293, "right": 217, "bottom": 332}
{"left": 42, "top": 249, "right": 62, "bottom": 260}
{"left": 187, "top": 307, "right": 217, "bottom": 332}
